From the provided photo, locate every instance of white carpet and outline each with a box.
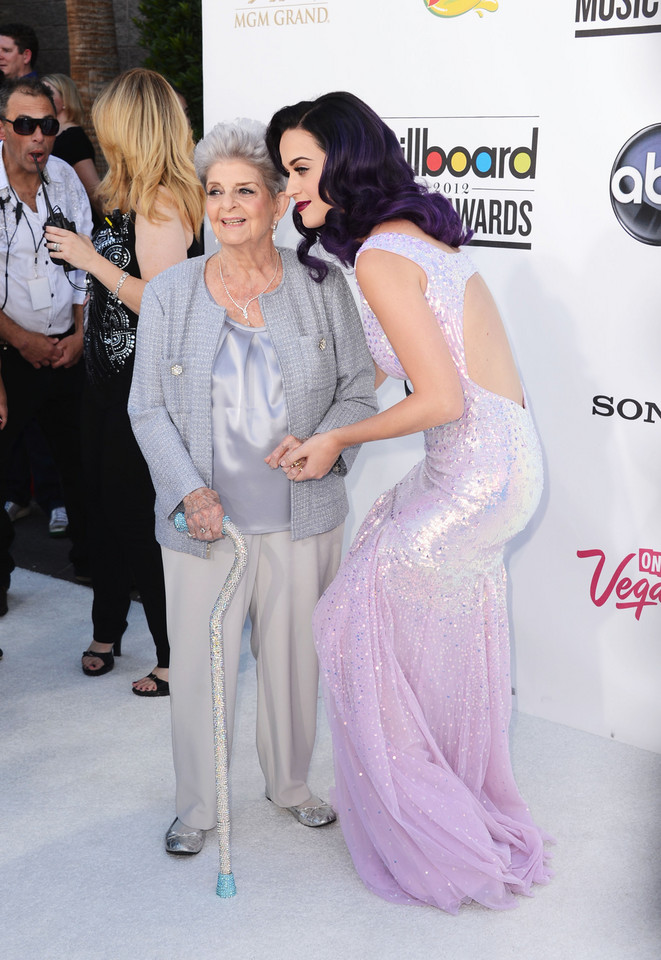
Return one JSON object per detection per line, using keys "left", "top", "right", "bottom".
{"left": 1, "top": 567, "right": 659, "bottom": 960}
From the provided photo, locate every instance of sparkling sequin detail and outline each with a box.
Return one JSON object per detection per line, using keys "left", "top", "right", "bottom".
{"left": 314, "top": 233, "right": 551, "bottom": 913}
{"left": 173, "top": 511, "right": 245, "bottom": 896}
{"left": 210, "top": 517, "right": 246, "bottom": 896}
{"left": 86, "top": 213, "right": 138, "bottom": 385}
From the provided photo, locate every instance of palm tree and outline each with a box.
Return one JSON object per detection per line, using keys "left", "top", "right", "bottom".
{"left": 64, "top": 0, "right": 120, "bottom": 168}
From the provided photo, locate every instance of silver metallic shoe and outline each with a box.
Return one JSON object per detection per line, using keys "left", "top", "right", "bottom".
{"left": 268, "top": 793, "right": 336, "bottom": 827}
{"left": 165, "top": 817, "right": 205, "bottom": 855}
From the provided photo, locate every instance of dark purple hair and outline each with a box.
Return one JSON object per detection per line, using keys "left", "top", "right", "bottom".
{"left": 266, "top": 91, "right": 472, "bottom": 282}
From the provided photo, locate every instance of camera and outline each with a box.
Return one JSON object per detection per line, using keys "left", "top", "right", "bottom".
{"left": 35, "top": 159, "right": 77, "bottom": 272}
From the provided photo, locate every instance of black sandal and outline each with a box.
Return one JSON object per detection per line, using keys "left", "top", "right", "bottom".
{"left": 132, "top": 673, "right": 170, "bottom": 697}
{"left": 81, "top": 639, "right": 121, "bottom": 677}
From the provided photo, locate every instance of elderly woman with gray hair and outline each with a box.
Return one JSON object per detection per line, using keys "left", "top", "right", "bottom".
{"left": 128, "top": 118, "right": 377, "bottom": 854}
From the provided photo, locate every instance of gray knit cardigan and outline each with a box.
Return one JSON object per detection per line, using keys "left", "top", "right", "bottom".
{"left": 128, "top": 248, "right": 378, "bottom": 558}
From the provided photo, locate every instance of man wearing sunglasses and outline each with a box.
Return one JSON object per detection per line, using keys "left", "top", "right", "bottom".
{"left": 0, "top": 77, "right": 92, "bottom": 617}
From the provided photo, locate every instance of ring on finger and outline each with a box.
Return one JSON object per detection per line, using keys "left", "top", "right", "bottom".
{"left": 200, "top": 527, "right": 206, "bottom": 534}
{"left": 52, "top": 242, "right": 61, "bottom": 252}
{"left": 291, "top": 459, "right": 302, "bottom": 468}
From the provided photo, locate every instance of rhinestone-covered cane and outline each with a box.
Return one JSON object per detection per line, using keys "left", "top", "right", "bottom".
{"left": 174, "top": 512, "right": 248, "bottom": 897}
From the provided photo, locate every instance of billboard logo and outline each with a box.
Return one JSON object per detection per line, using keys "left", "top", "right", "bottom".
{"left": 402, "top": 127, "right": 538, "bottom": 181}
{"left": 610, "top": 124, "right": 661, "bottom": 245}
{"left": 425, "top": 0, "right": 498, "bottom": 17}
{"left": 390, "top": 122, "right": 538, "bottom": 249}
{"left": 577, "top": 548, "right": 661, "bottom": 619}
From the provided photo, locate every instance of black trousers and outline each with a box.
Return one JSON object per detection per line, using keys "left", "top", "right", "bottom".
{"left": 7, "top": 418, "right": 65, "bottom": 512}
{"left": 0, "top": 346, "right": 86, "bottom": 588}
{"left": 82, "top": 385, "right": 169, "bottom": 667}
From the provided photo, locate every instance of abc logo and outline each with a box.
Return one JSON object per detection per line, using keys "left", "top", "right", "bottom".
{"left": 610, "top": 124, "right": 661, "bottom": 245}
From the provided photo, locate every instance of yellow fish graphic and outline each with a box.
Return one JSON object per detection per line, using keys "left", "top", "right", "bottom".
{"left": 427, "top": 0, "right": 499, "bottom": 17}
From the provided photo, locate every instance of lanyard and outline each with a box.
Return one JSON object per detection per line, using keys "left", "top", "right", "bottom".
{"left": 10, "top": 184, "right": 44, "bottom": 277}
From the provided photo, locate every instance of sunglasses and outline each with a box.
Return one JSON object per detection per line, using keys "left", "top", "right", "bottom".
{"left": 0, "top": 115, "right": 60, "bottom": 136}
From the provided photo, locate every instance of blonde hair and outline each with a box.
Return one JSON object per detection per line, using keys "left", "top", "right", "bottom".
{"left": 92, "top": 68, "right": 205, "bottom": 234}
{"left": 41, "top": 73, "right": 84, "bottom": 126}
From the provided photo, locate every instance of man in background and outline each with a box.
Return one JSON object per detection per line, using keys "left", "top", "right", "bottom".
{"left": 0, "top": 23, "right": 39, "bottom": 83}
{"left": 0, "top": 77, "right": 91, "bottom": 615}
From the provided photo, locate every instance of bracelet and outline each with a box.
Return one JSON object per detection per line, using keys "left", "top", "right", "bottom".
{"left": 112, "top": 271, "right": 129, "bottom": 301}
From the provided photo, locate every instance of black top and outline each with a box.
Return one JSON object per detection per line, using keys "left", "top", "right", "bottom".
{"left": 51, "top": 126, "right": 96, "bottom": 167}
{"left": 85, "top": 212, "right": 139, "bottom": 405}
{"left": 85, "top": 211, "right": 201, "bottom": 405}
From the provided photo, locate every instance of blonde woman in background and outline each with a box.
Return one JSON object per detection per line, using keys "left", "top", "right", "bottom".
{"left": 44, "top": 68, "right": 205, "bottom": 696}
{"left": 41, "top": 73, "right": 102, "bottom": 220}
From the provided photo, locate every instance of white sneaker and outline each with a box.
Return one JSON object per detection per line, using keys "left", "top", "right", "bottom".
{"left": 4, "top": 501, "right": 31, "bottom": 522}
{"left": 49, "top": 506, "right": 69, "bottom": 537}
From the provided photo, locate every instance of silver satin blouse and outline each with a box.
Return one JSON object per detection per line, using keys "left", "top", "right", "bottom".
{"left": 211, "top": 316, "right": 291, "bottom": 534}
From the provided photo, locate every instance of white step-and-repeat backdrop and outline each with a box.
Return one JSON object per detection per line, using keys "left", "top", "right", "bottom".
{"left": 201, "top": 0, "right": 661, "bottom": 753}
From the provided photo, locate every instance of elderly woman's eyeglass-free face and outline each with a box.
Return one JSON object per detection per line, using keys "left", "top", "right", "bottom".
{"left": 205, "top": 160, "right": 287, "bottom": 249}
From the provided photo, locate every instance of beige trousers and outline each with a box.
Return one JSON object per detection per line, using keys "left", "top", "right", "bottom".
{"left": 162, "top": 525, "right": 343, "bottom": 830}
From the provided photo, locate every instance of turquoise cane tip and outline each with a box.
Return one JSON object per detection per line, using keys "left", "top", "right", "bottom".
{"left": 216, "top": 872, "right": 237, "bottom": 898}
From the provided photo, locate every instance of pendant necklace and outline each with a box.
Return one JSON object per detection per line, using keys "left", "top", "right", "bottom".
{"left": 218, "top": 252, "right": 280, "bottom": 325}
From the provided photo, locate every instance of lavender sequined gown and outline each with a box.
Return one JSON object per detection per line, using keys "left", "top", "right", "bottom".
{"left": 313, "top": 233, "right": 551, "bottom": 913}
